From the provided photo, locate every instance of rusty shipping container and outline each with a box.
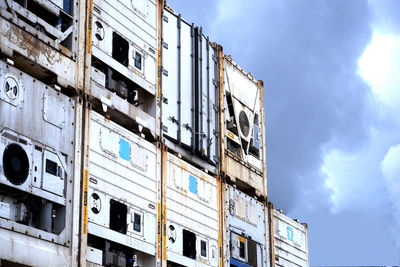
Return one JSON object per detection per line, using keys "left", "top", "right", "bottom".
{"left": 221, "top": 55, "right": 267, "bottom": 198}
{"left": 164, "top": 151, "right": 220, "bottom": 267}
{"left": 84, "top": 111, "right": 160, "bottom": 266}
{"left": 88, "top": 0, "right": 160, "bottom": 140}
{"left": 161, "top": 7, "right": 220, "bottom": 175}
{"left": 268, "top": 204, "right": 310, "bottom": 267}
{"left": 0, "top": 0, "right": 86, "bottom": 90}
{"left": 223, "top": 184, "right": 269, "bottom": 267}
{"left": 0, "top": 60, "right": 82, "bottom": 266}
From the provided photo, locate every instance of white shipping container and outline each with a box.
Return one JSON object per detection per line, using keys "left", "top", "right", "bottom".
{"left": 161, "top": 9, "right": 219, "bottom": 169}
{"left": 0, "top": 60, "right": 81, "bottom": 266}
{"left": 86, "top": 111, "right": 158, "bottom": 265}
{"left": 270, "top": 208, "right": 309, "bottom": 267}
{"left": 0, "top": 0, "right": 81, "bottom": 88}
{"left": 91, "top": 0, "right": 158, "bottom": 95}
{"left": 224, "top": 184, "right": 268, "bottom": 267}
{"left": 223, "top": 55, "right": 266, "bottom": 197}
{"left": 165, "top": 152, "right": 219, "bottom": 267}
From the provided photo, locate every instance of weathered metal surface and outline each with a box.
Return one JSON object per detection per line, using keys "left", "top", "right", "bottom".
{"left": 224, "top": 184, "right": 268, "bottom": 267}
{"left": 223, "top": 55, "right": 266, "bottom": 198}
{"left": 86, "top": 111, "right": 158, "bottom": 257}
{"left": 0, "top": 16, "right": 78, "bottom": 88}
{"left": 91, "top": 0, "right": 158, "bottom": 95}
{"left": 161, "top": 9, "right": 220, "bottom": 171}
{"left": 0, "top": 0, "right": 78, "bottom": 54}
{"left": 0, "top": 229, "right": 72, "bottom": 266}
{"left": 88, "top": 0, "right": 159, "bottom": 139}
{"left": 0, "top": 60, "right": 79, "bottom": 266}
{"left": 271, "top": 207, "right": 309, "bottom": 267}
{"left": 90, "top": 79, "right": 156, "bottom": 136}
{"left": 165, "top": 152, "right": 219, "bottom": 267}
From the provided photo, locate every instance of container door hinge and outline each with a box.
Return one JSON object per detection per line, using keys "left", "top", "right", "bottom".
{"left": 213, "top": 104, "right": 219, "bottom": 112}
{"left": 161, "top": 68, "right": 168, "bottom": 76}
{"left": 212, "top": 79, "right": 219, "bottom": 87}
{"left": 162, "top": 41, "right": 168, "bottom": 49}
{"left": 163, "top": 15, "right": 168, "bottom": 23}
{"left": 162, "top": 124, "right": 168, "bottom": 132}
{"left": 162, "top": 96, "right": 168, "bottom": 104}
{"left": 212, "top": 55, "right": 218, "bottom": 63}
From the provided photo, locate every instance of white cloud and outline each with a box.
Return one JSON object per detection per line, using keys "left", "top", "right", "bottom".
{"left": 321, "top": 129, "right": 389, "bottom": 214}
{"left": 358, "top": 32, "right": 400, "bottom": 111}
{"left": 321, "top": 10, "right": 400, "bottom": 252}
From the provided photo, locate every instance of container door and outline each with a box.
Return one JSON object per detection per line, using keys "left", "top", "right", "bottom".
{"left": 180, "top": 20, "right": 195, "bottom": 148}
{"left": 162, "top": 10, "right": 194, "bottom": 148}
{"left": 208, "top": 40, "right": 219, "bottom": 165}
{"left": 194, "top": 29, "right": 219, "bottom": 164}
{"left": 161, "top": 10, "right": 179, "bottom": 141}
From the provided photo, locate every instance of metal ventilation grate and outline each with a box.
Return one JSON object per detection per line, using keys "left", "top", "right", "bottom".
{"left": 238, "top": 110, "right": 250, "bottom": 137}
{"left": 4, "top": 77, "right": 19, "bottom": 99}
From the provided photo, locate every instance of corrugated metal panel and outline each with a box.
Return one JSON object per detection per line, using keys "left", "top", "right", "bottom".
{"left": 161, "top": 9, "right": 219, "bottom": 167}
{"left": 87, "top": 111, "right": 158, "bottom": 256}
{"left": 0, "top": 60, "right": 78, "bottom": 265}
{"left": 165, "top": 152, "right": 219, "bottom": 267}
{"left": 91, "top": 0, "right": 158, "bottom": 95}
{"left": 225, "top": 184, "right": 268, "bottom": 267}
{"left": 272, "top": 209, "right": 309, "bottom": 267}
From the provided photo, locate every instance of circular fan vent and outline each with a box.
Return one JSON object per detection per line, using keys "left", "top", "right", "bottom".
{"left": 4, "top": 76, "right": 19, "bottom": 100}
{"left": 94, "top": 21, "right": 105, "bottom": 40}
{"left": 3, "top": 143, "right": 29, "bottom": 185}
{"left": 238, "top": 110, "right": 250, "bottom": 137}
{"left": 168, "top": 225, "right": 176, "bottom": 243}
{"left": 90, "top": 193, "right": 102, "bottom": 214}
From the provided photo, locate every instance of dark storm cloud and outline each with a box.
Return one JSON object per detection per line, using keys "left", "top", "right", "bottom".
{"left": 169, "top": 0, "right": 400, "bottom": 264}
{"left": 208, "top": 0, "right": 373, "bottom": 212}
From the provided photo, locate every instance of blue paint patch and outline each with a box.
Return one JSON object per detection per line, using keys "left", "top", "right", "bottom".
{"left": 287, "top": 226, "right": 294, "bottom": 241}
{"left": 230, "top": 258, "right": 253, "bottom": 267}
{"left": 119, "top": 138, "right": 130, "bottom": 161}
{"left": 189, "top": 175, "right": 197, "bottom": 194}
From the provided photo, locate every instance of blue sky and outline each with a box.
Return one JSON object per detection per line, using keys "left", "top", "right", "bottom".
{"left": 170, "top": 0, "right": 400, "bottom": 265}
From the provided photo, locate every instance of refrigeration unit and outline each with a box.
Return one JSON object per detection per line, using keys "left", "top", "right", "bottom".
{"left": 0, "top": 0, "right": 82, "bottom": 89}
{"left": 89, "top": 0, "right": 159, "bottom": 138}
{"left": 161, "top": 8, "right": 220, "bottom": 174}
{"left": 223, "top": 55, "right": 266, "bottom": 197}
{"left": 86, "top": 111, "right": 159, "bottom": 266}
{"left": 165, "top": 152, "right": 219, "bottom": 267}
{"left": 224, "top": 184, "right": 268, "bottom": 267}
{"left": 0, "top": 59, "right": 80, "bottom": 266}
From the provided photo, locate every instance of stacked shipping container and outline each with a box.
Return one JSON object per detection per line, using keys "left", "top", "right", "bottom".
{"left": 0, "top": 0, "right": 309, "bottom": 266}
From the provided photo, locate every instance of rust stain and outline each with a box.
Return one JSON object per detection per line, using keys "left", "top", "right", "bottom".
{"left": 178, "top": 161, "right": 187, "bottom": 171}
{"left": 5, "top": 23, "right": 65, "bottom": 66}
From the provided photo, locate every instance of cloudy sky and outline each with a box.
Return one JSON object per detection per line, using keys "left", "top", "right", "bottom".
{"left": 170, "top": 0, "right": 400, "bottom": 265}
